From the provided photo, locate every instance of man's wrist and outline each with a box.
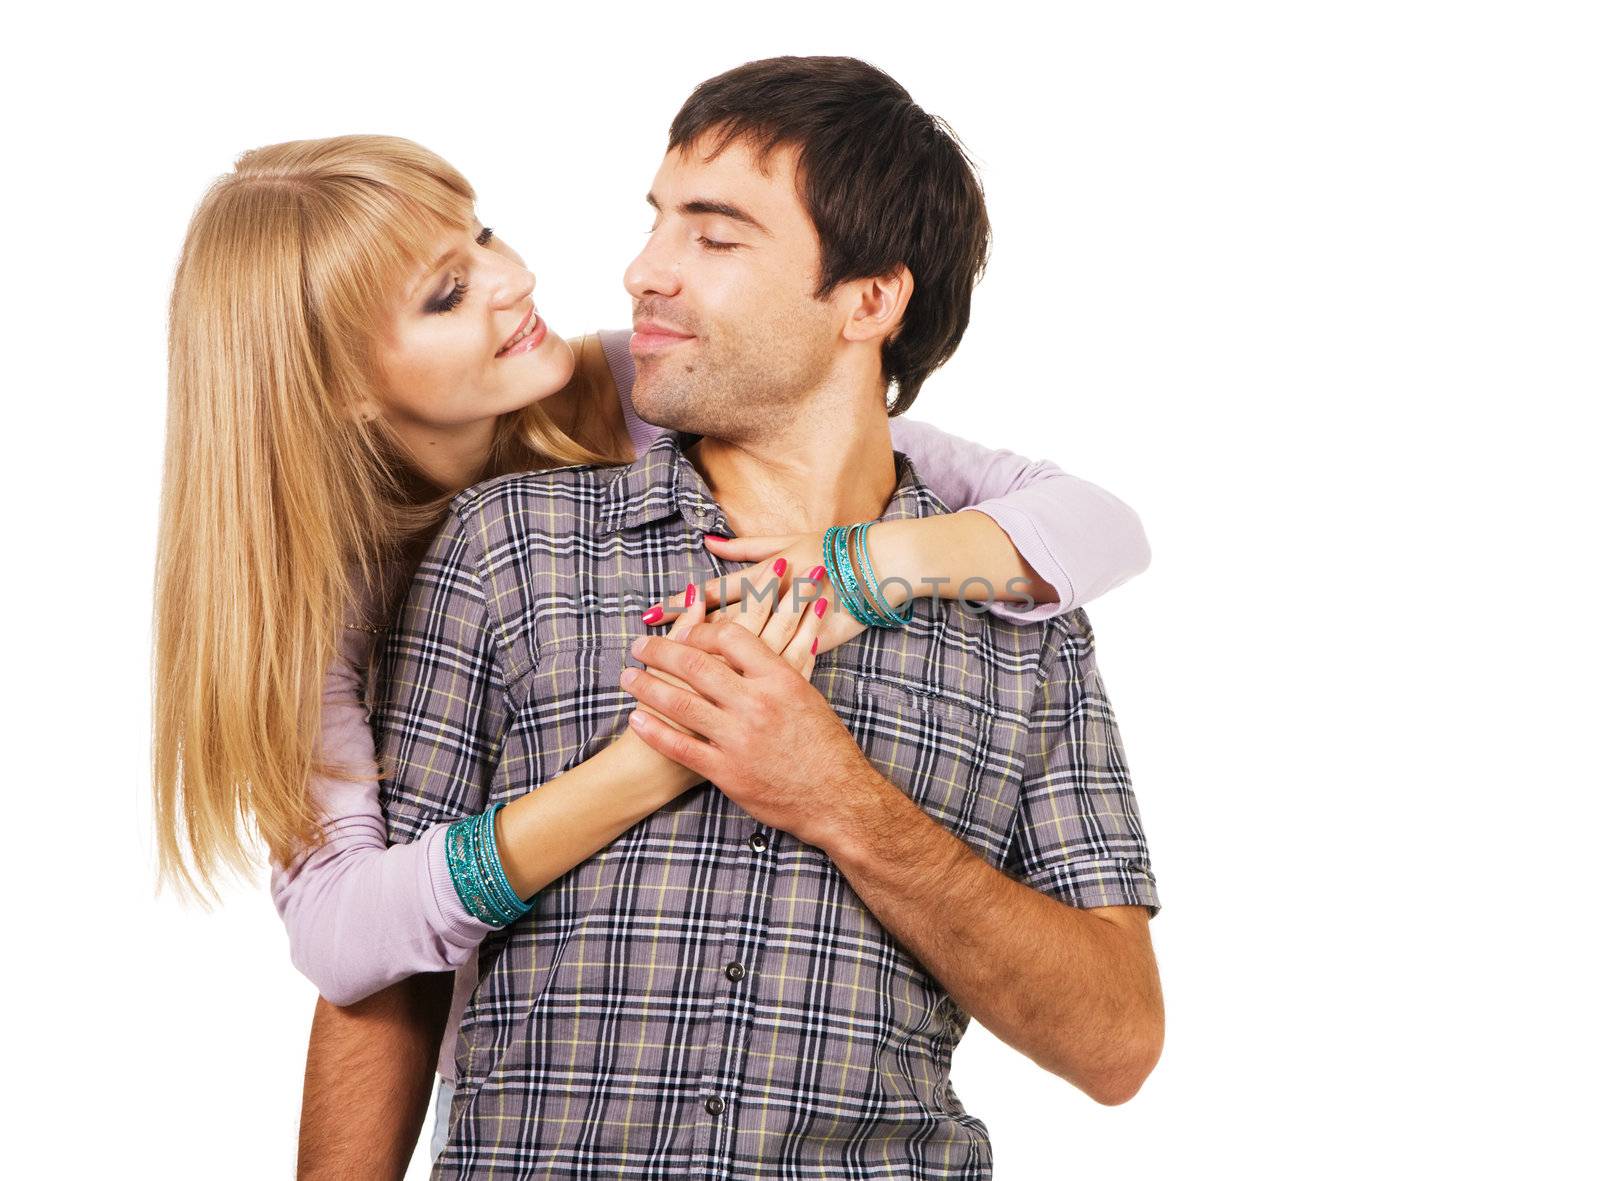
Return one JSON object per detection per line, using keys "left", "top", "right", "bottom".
{"left": 812, "top": 762, "right": 899, "bottom": 866}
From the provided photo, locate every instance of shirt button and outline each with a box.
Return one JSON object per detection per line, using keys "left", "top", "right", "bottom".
{"left": 748, "top": 832, "right": 768, "bottom": 852}
{"left": 705, "top": 1095, "right": 726, "bottom": 1116}
{"left": 725, "top": 961, "right": 745, "bottom": 982}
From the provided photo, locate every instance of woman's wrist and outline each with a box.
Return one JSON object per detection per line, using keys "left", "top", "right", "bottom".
{"left": 611, "top": 724, "right": 704, "bottom": 795}
{"left": 862, "top": 518, "right": 944, "bottom": 606}
{"left": 867, "top": 513, "right": 1041, "bottom": 607}
{"left": 489, "top": 728, "right": 701, "bottom": 901}
{"left": 443, "top": 805, "right": 534, "bottom": 927}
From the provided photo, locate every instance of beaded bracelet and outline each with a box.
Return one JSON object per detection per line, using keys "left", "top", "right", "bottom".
{"left": 849, "top": 522, "right": 913, "bottom": 627}
{"left": 444, "top": 804, "right": 533, "bottom": 927}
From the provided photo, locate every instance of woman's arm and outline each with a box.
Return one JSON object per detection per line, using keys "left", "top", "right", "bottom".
{"left": 593, "top": 327, "right": 1150, "bottom": 625}
{"left": 270, "top": 622, "right": 701, "bottom": 1007}
{"left": 879, "top": 416, "right": 1151, "bottom": 621}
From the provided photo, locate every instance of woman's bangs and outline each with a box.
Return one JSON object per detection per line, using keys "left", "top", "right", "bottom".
{"left": 333, "top": 184, "right": 474, "bottom": 330}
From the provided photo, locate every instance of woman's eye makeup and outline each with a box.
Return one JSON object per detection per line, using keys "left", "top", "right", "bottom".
{"left": 423, "top": 225, "right": 497, "bottom": 312}
{"left": 426, "top": 279, "right": 469, "bottom": 314}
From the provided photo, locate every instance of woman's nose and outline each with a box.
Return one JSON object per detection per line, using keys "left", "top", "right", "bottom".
{"left": 494, "top": 263, "right": 535, "bottom": 309}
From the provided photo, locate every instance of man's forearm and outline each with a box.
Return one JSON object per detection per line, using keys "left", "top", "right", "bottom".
{"left": 820, "top": 776, "right": 1163, "bottom": 1105}
{"left": 298, "top": 972, "right": 453, "bottom": 1179}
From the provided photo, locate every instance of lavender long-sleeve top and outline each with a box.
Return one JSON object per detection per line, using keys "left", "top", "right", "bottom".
{"left": 269, "top": 330, "right": 1150, "bottom": 1080}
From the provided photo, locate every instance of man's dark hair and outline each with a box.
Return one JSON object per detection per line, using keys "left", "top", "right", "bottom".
{"left": 668, "top": 56, "right": 991, "bottom": 416}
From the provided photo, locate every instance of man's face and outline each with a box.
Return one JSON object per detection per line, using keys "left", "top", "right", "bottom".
{"left": 623, "top": 136, "right": 842, "bottom": 439}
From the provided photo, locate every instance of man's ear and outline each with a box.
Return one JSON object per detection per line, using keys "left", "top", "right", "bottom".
{"left": 841, "top": 263, "right": 914, "bottom": 345}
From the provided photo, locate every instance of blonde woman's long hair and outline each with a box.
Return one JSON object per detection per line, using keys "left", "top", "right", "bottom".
{"left": 154, "top": 135, "right": 629, "bottom": 901}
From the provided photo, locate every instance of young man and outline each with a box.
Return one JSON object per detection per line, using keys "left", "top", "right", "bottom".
{"left": 302, "top": 56, "right": 1163, "bottom": 1178}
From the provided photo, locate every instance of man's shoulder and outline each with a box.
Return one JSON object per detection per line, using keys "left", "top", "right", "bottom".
{"left": 964, "top": 603, "right": 1099, "bottom": 690}
{"left": 969, "top": 599, "right": 1094, "bottom": 649}
{"left": 1041, "top": 604, "right": 1095, "bottom": 652}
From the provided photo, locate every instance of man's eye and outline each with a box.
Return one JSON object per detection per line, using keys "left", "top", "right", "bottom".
{"left": 697, "top": 236, "right": 737, "bottom": 252}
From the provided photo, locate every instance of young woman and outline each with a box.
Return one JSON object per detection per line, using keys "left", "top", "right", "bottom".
{"left": 152, "top": 135, "right": 1150, "bottom": 1151}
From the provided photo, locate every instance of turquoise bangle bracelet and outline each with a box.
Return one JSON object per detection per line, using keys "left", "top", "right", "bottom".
{"left": 445, "top": 813, "right": 502, "bottom": 926}
{"left": 825, "top": 525, "right": 879, "bottom": 629}
{"left": 482, "top": 804, "right": 533, "bottom": 922}
{"left": 445, "top": 805, "right": 533, "bottom": 927}
{"left": 470, "top": 812, "right": 503, "bottom": 921}
{"left": 823, "top": 523, "right": 910, "bottom": 630}
{"left": 850, "top": 522, "right": 912, "bottom": 627}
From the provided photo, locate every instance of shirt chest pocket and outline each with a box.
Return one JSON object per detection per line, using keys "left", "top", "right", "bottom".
{"left": 521, "top": 633, "right": 637, "bottom": 772}
{"left": 832, "top": 674, "right": 1017, "bottom": 852}
{"left": 519, "top": 585, "right": 688, "bottom": 725}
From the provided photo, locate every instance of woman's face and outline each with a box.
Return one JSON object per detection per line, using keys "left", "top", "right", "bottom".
{"left": 371, "top": 219, "right": 574, "bottom": 446}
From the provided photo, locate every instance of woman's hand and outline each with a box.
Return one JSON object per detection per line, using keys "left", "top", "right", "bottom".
{"left": 699, "top": 555, "right": 827, "bottom": 682}
{"left": 627, "top": 558, "right": 829, "bottom": 748}
{"left": 625, "top": 578, "right": 712, "bottom": 737}
{"left": 641, "top": 532, "right": 886, "bottom": 657}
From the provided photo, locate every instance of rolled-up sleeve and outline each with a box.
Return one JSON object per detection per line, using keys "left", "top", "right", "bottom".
{"left": 1002, "top": 609, "right": 1161, "bottom": 918}
{"left": 376, "top": 508, "right": 510, "bottom": 846}
{"left": 886, "top": 416, "right": 1151, "bottom": 621}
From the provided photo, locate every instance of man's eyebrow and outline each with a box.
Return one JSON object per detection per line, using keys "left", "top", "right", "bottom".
{"left": 645, "top": 192, "right": 772, "bottom": 238}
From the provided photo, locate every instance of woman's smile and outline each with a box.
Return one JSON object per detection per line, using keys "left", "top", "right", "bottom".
{"left": 496, "top": 305, "right": 548, "bottom": 358}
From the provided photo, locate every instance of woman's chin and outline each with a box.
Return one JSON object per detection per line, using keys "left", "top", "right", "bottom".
{"left": 507, "top": 331, "right": 577, "bottom": 403}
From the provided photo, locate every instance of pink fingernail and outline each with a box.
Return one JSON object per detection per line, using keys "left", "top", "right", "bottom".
{"left": 814, "top": 598, "right": 829, "bottom": 617}
{"left": 808, "top": 565, "right": 826, "bottom": 581}
{"left": 810, "top": 638, "right": 818, "bottom": 655}
{"left": 642, "top": 606, "right": 664, "bottom": 625}
{"left": 684, "top": 582, "right": 696, "bottom": 607}
{"left": 704, "top": 534, "right": 728, "bottom": 544}
{"left": 772, "top": 558, "right": 787, "bottom": 578}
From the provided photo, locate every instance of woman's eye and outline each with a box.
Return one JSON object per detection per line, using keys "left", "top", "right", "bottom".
{"left": 427, "top": 280, "right": 469, "bottom": 313}
{"left": 475, "top": 226, "right": 495, "bottom": 247}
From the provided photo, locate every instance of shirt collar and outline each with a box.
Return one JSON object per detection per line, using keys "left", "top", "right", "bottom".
{"left": 597, "top": 428, "right": 941, "bottom": 536}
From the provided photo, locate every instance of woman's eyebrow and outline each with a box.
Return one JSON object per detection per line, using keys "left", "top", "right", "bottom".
{"left": 409, "top": 247, "right": 463, "bottom": 299}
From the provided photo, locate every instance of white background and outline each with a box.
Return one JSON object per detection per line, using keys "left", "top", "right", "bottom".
{"left": 5, "top": 2, "right": 1595, "bottom": 1177}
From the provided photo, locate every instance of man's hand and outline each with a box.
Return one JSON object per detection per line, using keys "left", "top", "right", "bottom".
{"left": 620, "top": 620, "right": 887, "bottom": 848}
{"left": 297, "top": 972, "right": 452, "bottom": 1179}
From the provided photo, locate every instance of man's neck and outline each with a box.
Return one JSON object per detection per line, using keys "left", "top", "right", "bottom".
{"left": 684, "top": 393, "right": 898, "bottom": 537}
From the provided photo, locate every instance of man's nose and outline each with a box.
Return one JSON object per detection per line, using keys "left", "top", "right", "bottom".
{"left": 624, "top": 236, "right": 680, "bottom": 300}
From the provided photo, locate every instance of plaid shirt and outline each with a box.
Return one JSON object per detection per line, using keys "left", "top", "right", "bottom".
{"left": 377, "top": 429, "right": 1160, "bottom": 1179}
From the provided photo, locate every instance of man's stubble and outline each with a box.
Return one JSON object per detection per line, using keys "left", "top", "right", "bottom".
{"left": 631, "top": 304, "right": 837, "bottom": 444}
